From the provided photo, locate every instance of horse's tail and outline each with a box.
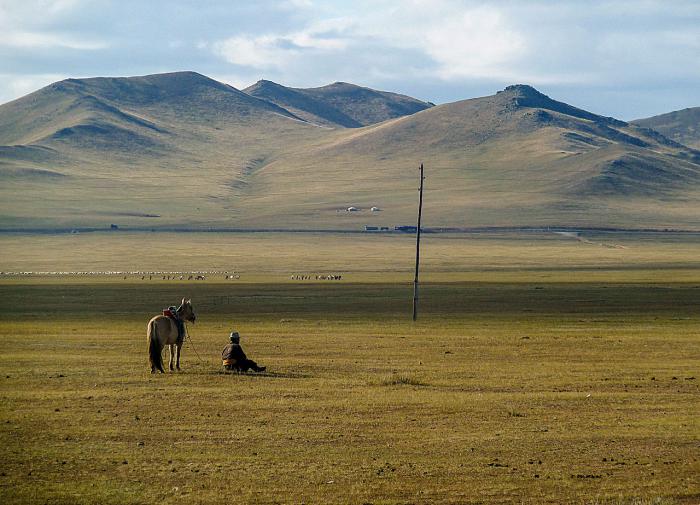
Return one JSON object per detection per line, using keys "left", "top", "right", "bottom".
{"left": 147, "top": 319, "right": 163, "bottom": 373}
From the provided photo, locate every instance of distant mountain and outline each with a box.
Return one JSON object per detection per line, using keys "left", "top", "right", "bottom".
{"left": 244, "top": 80, "right": 433, "bottom": 127}
{"left": 633, "top": 107, "right": 700, "bottom": 149}
{"left": 0, "top": 71, "right": 321, "bottom": 229}
{"left": 236, "top": 84, "right": 700, "bottom": 230}
{"left": 310, "top": 84, "right": 692, "bottom": 161}
{"left": 243, "top": 80, "right": 362, "bottom": 128}
{"left": 1, "top": 73, "right": 700, "bottom": 231}
{"left": 0, "top": 71, "right": 301, "bottom": 148}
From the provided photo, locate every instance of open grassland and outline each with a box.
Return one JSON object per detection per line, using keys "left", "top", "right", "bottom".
{"left": 0, "top": 233, "right": 699, "bottom": 504}
{"left": 3, "top": 230, "right": 700, "bottom": 283}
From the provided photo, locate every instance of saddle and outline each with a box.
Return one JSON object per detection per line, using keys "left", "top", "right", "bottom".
{"left": 162, "top": 306, "right": 185, "bottom": 342}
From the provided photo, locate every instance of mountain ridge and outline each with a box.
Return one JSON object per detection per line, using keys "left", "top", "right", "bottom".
{"left": 1, "top": 71, "right": 699, "bottom": 231}
{"left": 0, "top": 71, "right": 311, "bottom": 146}
{"left": 233, "top": 81, "right": 700, "bottom": 230}
{"left": 633, "top": 107, "right": 700, "bottom": 149}
{"left": 244, "top": 79, "right": 363, "bottom": 128}
{"left": 244, "top": 79, "right": 434, "bottom": 128}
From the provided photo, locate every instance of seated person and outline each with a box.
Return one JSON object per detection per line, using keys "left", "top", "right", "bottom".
{"left": 222, "top": 331, "right": 266, "bottom": 372}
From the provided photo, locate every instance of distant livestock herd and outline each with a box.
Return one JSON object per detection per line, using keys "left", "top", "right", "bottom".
{"left": 290, "top": 274, "right": 342, "bottom": 281}
{"left": 0, "top": 271, "right": 344, "bottom": 281}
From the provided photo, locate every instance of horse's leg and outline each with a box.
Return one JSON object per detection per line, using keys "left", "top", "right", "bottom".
{"left": 168, "top": 344, "right": 175, "bottom": 372}
{"left": 158, "top": 343, "right": 165, "bottom": 373}
{"left": 156, "top": 342, "right": 165, "bottom": 374}
{"left": 176, "top": 342, "right": 182, "bottom": 371}
{"left": 149, "top": 320, "right": 164, "bottom": 374}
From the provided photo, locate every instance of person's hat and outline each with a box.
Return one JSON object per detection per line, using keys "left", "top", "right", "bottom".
{"left": 230, "top": 331, "right": 240, "bottom": 342}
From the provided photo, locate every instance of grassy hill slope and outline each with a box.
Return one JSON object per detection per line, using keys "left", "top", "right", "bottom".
{"left": 0, "top": 72, "right": 329, "bottom": 228}
{"left": 232, "top": 85, "right": 700, "bottom": 230}
{"left": 244, "top": 80, "right": 363, "bottom": 128}
{"left": 1, "top": 74, "right": 700, "bottom": 230}
{"left": 244, "top": 80, "right": 433, "bottom": 128}
{"left": 633, "top": 107, "right": 700, "bottom": 149}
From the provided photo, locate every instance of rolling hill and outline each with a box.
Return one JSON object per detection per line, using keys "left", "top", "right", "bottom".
{"left": 231, "top": 84, "right": 700, "bottom": 230}
{"left": 0, "top": 72, "right": 327, "bottom": 229}
{"left": 244, "top": 80, "right": 434, "bottom": 128}
{"left": 633, "top": 107, "right": 700, "bottom": 149}
{"left": 0, "top": 71, "right": 302, "bottom": 147}
{"left": 1, "top": 73, "right": 699, "bottom": 231}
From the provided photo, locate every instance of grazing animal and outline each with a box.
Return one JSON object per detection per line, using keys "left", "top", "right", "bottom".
{"left": 147, "top": 298, "right": 196, "bottom": 373}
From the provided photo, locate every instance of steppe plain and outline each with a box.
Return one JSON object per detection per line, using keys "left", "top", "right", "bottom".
{"left": 1, "top": 231, "right": 698, "bottom": 504}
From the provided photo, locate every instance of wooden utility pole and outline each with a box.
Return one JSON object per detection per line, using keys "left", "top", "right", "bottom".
{"left": 412, "top": 163, "right": 425, "bottom": 321}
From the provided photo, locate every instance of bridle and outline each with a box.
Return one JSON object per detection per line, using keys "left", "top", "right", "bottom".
{"left": 176, "top": 303, "right": 203, "bottom": 362}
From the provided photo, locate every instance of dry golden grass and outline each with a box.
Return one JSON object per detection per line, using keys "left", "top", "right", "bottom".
{"left": 1, "top": 281, "right": 699, "bottom": 504}
{"left": 3, "top": 231, "right": 700, "bottom": 283}
{"left": 1, "top": 232, "right": 699, "bottom": 504}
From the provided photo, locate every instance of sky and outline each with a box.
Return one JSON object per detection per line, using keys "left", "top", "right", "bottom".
{"left": 0, "top": 0, "right": 698, "bottom": 120}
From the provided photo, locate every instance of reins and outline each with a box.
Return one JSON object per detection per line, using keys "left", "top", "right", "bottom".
{"left": 184, "top": 324, "right": 205, "bottom": 363}
{"left": 174, "top": 303, "right": 205, "bottom": 363}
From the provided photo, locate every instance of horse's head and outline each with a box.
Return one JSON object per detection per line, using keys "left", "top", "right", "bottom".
{"left": 178, "top": 297, "right": 196, "bottom": 324}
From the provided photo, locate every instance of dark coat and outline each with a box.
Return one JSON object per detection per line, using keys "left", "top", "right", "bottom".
{"left": 221, "top": 343, "right": 247, "bottom": 365}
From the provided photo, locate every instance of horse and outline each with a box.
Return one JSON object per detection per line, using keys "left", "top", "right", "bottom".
{"left": 147, "top": 298, "right": 196, "bottom": 373}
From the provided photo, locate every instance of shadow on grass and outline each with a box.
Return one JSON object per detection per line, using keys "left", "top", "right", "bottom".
{"left": 145, "top": 367, "right": 311, "bottom": 379}
{"left": 213, "top": 369, "right": 312, "bottom": 379}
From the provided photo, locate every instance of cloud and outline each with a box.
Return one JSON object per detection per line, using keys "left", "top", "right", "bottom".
{"left": 0, "top": 0, "right": 92, "bottom": 27}
{"left": 213, "top": 18, "right": 353, "bottom": 70}
{"left": 214, "top": 35, "right": 296, "bottom": 69}
{"left": 278, "top": 0, "right": 313, "bottom": 8}
{"left": 0, "top": 1, "right": 108, "bottom": 50}
{"left": 208, "top": 3, "right": 569, "bottom": 83}
{"left": 418, "top": 6, "right": 527, "bottom": 80}
{"left": 595, "top": 27, "right": 700, "bottom": 81}
{"left": 0, "top": 0, "right": 699, "bottom": 119}
{"left": 1, "top": 30, "right": 107, "bottom": 50}
{"left": 0, "top": 73, "right": 68, "bottom": 104}
{"left": 290, "top": 18, "right": 352, "bottom": 50}
{"left": 45, "top": 0, "right": 86, "bottom": 14}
